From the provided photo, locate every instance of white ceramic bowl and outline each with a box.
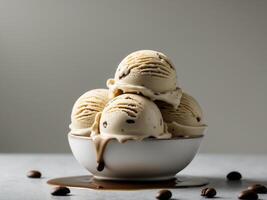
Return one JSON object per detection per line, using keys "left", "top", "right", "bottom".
{"left": 68, "top": 133, "right": 203, "bottom": 181}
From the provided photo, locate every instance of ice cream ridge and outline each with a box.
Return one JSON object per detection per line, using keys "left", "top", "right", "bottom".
{"left": 69, "top": 50, "right": 207, "bottom": 171}
{"left": 70, "top": 89, "right": 109, "bottom": 136}
{"left": 107, "top": 50, "right": 182, "bottom": 108}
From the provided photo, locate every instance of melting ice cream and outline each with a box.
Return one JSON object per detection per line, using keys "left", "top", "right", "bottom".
{"left": 68, "top": 50, "right": 207, "bottom": 172}
{"left": 91, "top": 94, "right": 171, "bottom": 170}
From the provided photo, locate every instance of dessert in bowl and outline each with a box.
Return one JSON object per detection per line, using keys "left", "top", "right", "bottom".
{"left": 68, "top": 50, "right": 207, "bottom": 181}
{"left": 69, "top": 133, "right": 203, "bottom": 180}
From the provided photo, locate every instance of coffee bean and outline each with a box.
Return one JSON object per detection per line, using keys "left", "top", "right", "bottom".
{"left": 227, "top": 171, "right": 242, "bottom": 181}
{"left": 248, "top": 184, "right": 267, "bottom": 194}
{"left": 51, "top": 186, "right": 70, "bottom": 196}
{"left": 96, "top": 161, "right": 105, "bottom": 171}
{"left": 201, "top": 187, "right": 217, "bottom": 198}
{"left": 238, "top": 190, "right": 258, "bottom": 200}
{"left": 27, "top": 170, "right": 42, "bottom": 178}
{"left": 156, "top": 189, "right": 172, "bottom": 200}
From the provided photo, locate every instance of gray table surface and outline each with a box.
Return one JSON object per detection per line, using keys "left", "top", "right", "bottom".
{"left": 1, "top": 154, "right": 267, "bottom": 200}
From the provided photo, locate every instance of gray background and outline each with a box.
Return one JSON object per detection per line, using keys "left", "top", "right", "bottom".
{"left": 0, "top": 0, "right": 266, "bottom": 153}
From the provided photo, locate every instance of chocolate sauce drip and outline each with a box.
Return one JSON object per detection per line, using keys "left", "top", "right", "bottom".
{"left": 93, "top": 137, "right": 112, "bottom": 172}
{"left": 96, "top": 161, "right": 105, "bottom": 172}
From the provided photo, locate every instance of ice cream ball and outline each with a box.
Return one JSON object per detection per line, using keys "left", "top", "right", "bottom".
{"left": 157, "top": 92, "right": 207, "bottom": 136}
{"left": 92, "top": 94, "right": 171, "bottom": 142}
{"left": 69, "top": 89, "right": 109, "bottom": 136}
{"left": 107, "top": 50, "right": 182, "bottom": 108}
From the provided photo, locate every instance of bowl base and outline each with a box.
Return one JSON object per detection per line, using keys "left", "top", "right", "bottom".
{"left": 94, "top": 175, "right": 175, "bottom": 181}
{"left": 47, "top": 175, "right": 208, "bottom": 190}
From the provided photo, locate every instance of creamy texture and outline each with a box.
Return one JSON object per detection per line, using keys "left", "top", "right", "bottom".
{"left": 67, "top": 50, "right": 208, "bottom": 174}
{"left": 157, "top": 92, "right": 207, "bottom": 136}
{"left": 91, "top": 94, "right": 171, "bottom": 169}
{"left": 92, "top": 94, "right": 171, "bottom": 142}
{"left": 107, "top": 50, "right": 182, "bottom": 108}
{"left": 69, "top": 89, "right": 109, "bottom": 136}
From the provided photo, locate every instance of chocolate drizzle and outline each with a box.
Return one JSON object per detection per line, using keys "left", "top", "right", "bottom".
{"left": 96, "top": 161, "right": 105, "bottom": 172}
{"left": 93, "top": 137, "right": 112, "bottom": 172}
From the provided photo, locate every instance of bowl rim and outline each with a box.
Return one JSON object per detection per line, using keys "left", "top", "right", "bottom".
{"left": 68, "top": 132, "right": 204, "bottom": 141}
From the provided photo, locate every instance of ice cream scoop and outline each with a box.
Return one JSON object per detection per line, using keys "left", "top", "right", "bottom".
{"left": 69, "top": 89, "right": 109, "bottom": 136}
{"left": 92, "top": 93, "right": 171, "bottom": 142}
{"left": 107, "top": 50, "right": 182, "bottom": 108}
{"left": 91, "top": 94, "right": 171, "bottom": 168}
{"left": 157, "top": 92, "right": 207, "bottom": 136}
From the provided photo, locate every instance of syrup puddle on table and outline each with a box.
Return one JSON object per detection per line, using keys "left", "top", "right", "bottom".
{"left": 47, "top": 175, "right": 208, "bottom": 190}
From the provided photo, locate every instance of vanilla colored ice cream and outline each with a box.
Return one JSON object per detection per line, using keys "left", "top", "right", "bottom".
{"left": 107, "top": 50, "right": 182, "bottom": 108}
{"left": 157, "top": 92, "right": 207, "bottom": 136}
{"left": 92, "top": 93, "right": 171, "bottom": 142}
{"left": 69, "top": 89, "right": 109, "bottom": 136}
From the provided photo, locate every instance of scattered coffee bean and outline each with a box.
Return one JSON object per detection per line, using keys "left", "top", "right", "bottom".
{"left": 238, "top": 190, "right": 258, "bottom": 200}
{"left": 227, "top": 171, "right": 242, "bottom": 181}
{"left": 27, "top": 170, "right": 42, "bottom": 178}
{"left": 156, "top": 189, "right": 172, "bottom": 200}
{"left": 51, "top": 186, "right": 70, "bottom": 196}
{"left": 126, "top": 119, "right": 135, "bottom": 124}
{"left": 248, "top": 184, "right": 267, "bottom": 194}
{"left": 96, "top": 161, "right": 105, "bottom": 171}
{"left": 201, "top": 187, "right": 217, "bottom": 198}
